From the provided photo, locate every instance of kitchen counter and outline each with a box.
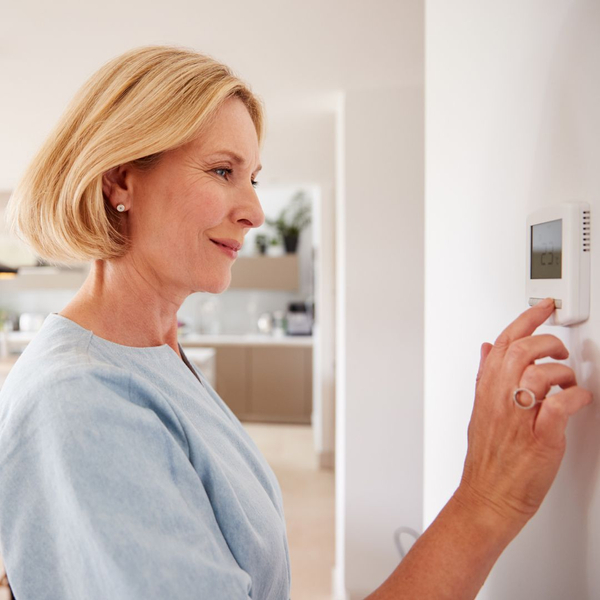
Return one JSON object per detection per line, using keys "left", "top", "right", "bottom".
{"left": 179, "top": 333, "right": 313, "bottom": 348}
{"left": 4, "top": 331, "right": 313, "bottom": 351}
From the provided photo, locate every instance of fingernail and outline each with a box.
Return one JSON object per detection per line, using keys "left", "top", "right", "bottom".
{"left": 538, "top": 298, "right": 554, "bottom": 308}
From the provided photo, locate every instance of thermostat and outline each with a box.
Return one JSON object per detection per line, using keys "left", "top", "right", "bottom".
{"left": 526, "top": 202, "right": 590, "bottom": 326}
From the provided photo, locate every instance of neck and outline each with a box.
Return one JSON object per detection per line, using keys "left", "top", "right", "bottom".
{"left": 60, "top": 259, "right": 185, "bottom": 355}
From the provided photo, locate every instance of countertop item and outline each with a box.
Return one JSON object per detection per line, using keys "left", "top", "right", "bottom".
{"left": 286, "top": 302, "right": 313, "bottom": 336}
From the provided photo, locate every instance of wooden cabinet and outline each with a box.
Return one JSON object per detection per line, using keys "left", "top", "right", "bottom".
{"left": 213, "top": 345, "right": 312, "bottom": 424}
{"left": 248, "top": 347, "right": 312, "bottom": 423}
{"left": 229, "top": 255, "right": 299, "bottom": 290}
{"left": 214, "top": 347, "right": 249, "bottom": 417}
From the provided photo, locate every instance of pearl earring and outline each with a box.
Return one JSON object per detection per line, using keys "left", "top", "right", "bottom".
{"left": 116, "top": 204, "right": 126, "bottom": 212}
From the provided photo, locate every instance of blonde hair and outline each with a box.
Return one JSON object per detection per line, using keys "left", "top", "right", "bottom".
{"left": 8, "top": 45, "right": 265, "bottom": 262}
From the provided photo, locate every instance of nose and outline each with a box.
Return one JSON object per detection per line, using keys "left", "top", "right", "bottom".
{"left": 235, "top": 186, "right": 265, "bottom": 230}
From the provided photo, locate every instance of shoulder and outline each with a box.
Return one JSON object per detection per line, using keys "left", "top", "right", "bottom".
{"left": 2, "top": 313, "right": 102, "bottom": 390}
{"left": 0, "top": 314, "right": 189, "bottom": 454}
{"left": 0, "top": 352, "right": 131, "bottom": 436}
{"left": 0, "top": 356, "right": 191, "bottom": 468}
{"left": 0, "top": 313, "right": 128, "bottom": 412}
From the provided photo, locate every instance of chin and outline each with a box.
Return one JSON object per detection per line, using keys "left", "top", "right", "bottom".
{"left": 199, "top": 272, "right": 232, "bottom": 294}
{"left": 211, "top": 282, "right": 231, "bottom": 294}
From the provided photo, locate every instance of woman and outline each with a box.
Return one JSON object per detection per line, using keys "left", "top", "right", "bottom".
{"left": 0, "top": 46, "right": 591, "bottom": 599}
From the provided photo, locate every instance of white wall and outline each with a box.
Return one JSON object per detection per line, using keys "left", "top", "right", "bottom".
{"left": 0, "top": 0, "right": 422, "bottom": 189}
{"left": 426, "top": 1, "right": 600, "bottom": 598}
{"left": 336, "top": 86, "right": 424, "bottom": 599}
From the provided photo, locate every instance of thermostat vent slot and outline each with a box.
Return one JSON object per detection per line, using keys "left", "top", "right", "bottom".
{"left": 583, "top": 211, "right": 591, "bottom": 252}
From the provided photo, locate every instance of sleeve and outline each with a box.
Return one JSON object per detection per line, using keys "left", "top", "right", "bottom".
{"left": 0, "top": 366, "right": 252, "bottom": 600}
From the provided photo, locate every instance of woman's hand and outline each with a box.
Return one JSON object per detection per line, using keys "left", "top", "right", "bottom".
{"left": 456, "top": 298, "right": 593, "bottom": 531}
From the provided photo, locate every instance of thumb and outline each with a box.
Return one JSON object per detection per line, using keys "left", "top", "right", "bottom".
{"left": 476, "top": 342, "right": 493, "bottom": 383}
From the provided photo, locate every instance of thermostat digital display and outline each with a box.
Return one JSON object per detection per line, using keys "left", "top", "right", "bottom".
{"left": 531, "top": 219, "right": 562, "bottom": 280}
{"left": 526, "top": 202, "right": 590, "bottom": 326}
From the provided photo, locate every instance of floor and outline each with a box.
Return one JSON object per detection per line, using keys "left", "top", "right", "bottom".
{"left": 244, "top": 423, "right": 336, "bottom": 600}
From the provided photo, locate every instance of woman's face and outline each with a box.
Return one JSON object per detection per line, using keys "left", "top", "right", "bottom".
{"left": 121, "top": 97, "right": 264, "bottom": 296}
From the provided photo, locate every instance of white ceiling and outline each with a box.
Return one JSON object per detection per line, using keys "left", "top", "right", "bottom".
{"left": 0, "top": 0, "right": 423, "bottom": 187}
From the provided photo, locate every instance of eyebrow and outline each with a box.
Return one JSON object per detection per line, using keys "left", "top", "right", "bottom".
{"left": 206, "top": 150, "right": 262, "bottom": 174}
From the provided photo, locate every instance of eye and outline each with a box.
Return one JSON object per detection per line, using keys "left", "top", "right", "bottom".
{"left": 214, "top": 167, "right": 232, "bottom": 179}
{"left": 214, "top": 167, "right": 258, "bottom": 188}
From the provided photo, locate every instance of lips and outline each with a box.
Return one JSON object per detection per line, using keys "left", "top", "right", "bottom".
{"left": 210, "top": 238, "right": 243, "bottom": 251}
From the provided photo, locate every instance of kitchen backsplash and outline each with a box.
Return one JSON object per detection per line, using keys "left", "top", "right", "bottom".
{"left": 179, "top": 289, "right": 309, "bottom": 335}
{"left": 0, "top": 288, "right": 308, "bottom": 336}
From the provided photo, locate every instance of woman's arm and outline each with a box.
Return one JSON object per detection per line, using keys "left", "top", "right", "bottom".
{"left": 367, "top": 299, "right": 592, "bottom": 599}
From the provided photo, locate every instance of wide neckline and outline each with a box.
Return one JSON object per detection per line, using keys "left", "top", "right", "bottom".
{"left": 49, "top": 313, "right": 177, "bottom": 356}
{"left": 46, "top": 314, "right": 207, "bottom": 388}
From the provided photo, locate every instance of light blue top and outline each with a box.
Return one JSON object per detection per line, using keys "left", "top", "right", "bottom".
{"left": 0, "top": 314, "right": 291, "bottom": 599}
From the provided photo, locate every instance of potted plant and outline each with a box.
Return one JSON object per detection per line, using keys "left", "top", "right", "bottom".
{"left": 266, "top": 190, "right": 312, "bottom": 254}
{"left": 255, "top": 234, "right": 268, "bottom": 255}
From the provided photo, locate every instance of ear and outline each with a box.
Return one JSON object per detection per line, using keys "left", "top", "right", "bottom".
{"left": 102, "top": 165, "right": 131, "bottom": 210}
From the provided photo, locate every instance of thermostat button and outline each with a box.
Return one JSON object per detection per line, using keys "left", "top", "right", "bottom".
{"left": 528, "top": 298, "right": 562, "bottom": 309}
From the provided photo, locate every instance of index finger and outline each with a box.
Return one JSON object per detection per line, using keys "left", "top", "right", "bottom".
{"left": 493, "top": 298, "right": 556, "bottom": 349}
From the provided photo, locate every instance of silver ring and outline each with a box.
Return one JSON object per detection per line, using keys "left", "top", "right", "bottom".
{"left": 513, "top": 387, "right": 539, "bottom": 410}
